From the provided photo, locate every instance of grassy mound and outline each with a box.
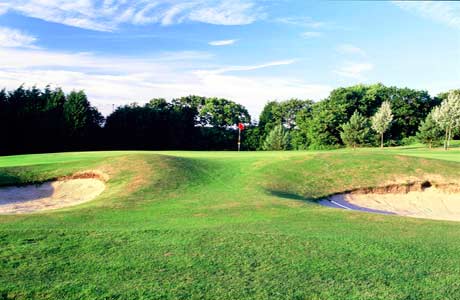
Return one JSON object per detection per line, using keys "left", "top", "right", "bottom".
{"left": 2, "top": 148, "right": 460, "bottom": 299}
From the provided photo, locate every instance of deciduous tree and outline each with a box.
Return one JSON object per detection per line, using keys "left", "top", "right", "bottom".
{"left": 432, "top": 90, "right": 460, "bottom": 150}
{"left": 371, "top": 101, "right": 393, "bottom": 148}
{"left": 64, "top": 90, "right": 103, "bottom": 137}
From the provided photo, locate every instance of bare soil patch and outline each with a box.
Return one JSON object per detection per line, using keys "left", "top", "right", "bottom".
{"left": 320, "top": 180, "right": 460, "bottom": 221}
{"left": 0, "top": 173, "right": 106, "bottom": 214}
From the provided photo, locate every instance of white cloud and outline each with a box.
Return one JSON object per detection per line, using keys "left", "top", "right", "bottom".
{"left": 0, "top": 3, "right": 7, "bottom": 15}
{"left": 197, "top": 59, "right": 296, "bottom": 75}
{"left": 160, "top": 3, "right": 193, "bottom": 26}
{"left": 189, "top": 0, "right": 262, "bottom": 25}
{"left": 336, "top": 44, "right": 366, "bottom": 56}
{"left": 0, "top": 48, "right": 213, "bottom": 77}
{"left": 301, "top": 31, "right": 322, "bottom": 38}
{"left": 0, "top": 0, "right": 264, "bottom": 31}
{"left": 0, "top": 47, "right": 329, "bottom": 118}
{"left": 190, "top": 73, "right": 331, "bottom": 118}
{"left": 209, "top": 39, "right": 237, "bottom": 46}
{"left": 333, "top": 62, "right": 374, "bottom": 80}
{"left": 394, "top": 1, "right": 460, "bottom": 30}
{"left": 0, "top": 27, "right": 37, "bottom": 48}
{"left": 276, "top": 17, "right": 326, "bottom": 29}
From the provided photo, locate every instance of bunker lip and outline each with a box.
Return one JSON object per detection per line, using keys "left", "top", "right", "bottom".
{"left": 319, "top": 180, "right": 460, "bottom": 222}
{"left": 0, "top": 171, "right": 108, "bottom": 214}
{"left": 57, "top": 170, "right": 109, "bottom": 182}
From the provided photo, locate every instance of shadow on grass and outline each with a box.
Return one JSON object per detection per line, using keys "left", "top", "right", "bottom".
{"left": 267, "top": 190, "right": 315, "bottom": 202}
{"left": 395, "top": 141, "right": 460, "bottom": 150}
{"left": 267, "top": 189, "right": 398, "bottom": 217}
{"left": 0, "top": 166, "right": 53, "bottom": 187}
{"left": 0, "top": 173, "right": 23, "bottom": 187}
{"left": 395, "top": 145, "right": 426, "bottom": 150}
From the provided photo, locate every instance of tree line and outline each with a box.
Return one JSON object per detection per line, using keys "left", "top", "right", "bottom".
{"left": 0, "top": 83, "right": 457, "bottom": 155}
{"left": 255, "top": 84, "right": 456, "bottom": 150}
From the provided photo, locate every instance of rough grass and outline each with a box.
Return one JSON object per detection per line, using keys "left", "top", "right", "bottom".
{"left": 2, "top": 147, "right": 460, "bottom": 299}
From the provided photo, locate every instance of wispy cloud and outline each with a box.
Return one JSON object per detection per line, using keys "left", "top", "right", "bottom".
{"left": 0, "top": 27, "right": 37, "bottom": 48}
{"left": 159, "top": 3, "right": 193, "bottom": 26}
{"left": 0, "top": 0, "right": 264, "bottom": 32}
{"left": 301, "top": 31, "right": 322, "bottom": 38}
{"left": 275, "top": 17, "right": 326, "bottom": 29}
{"left": 196, "top": 59, "right": 296, "bottom": 75}
{"left": 0, "top": 47, "right": 327, "bottom": 117}
{"left": 333, "top": 62, "right": 374, "bottom": 80}
{"left": 189, "top": 0, "right": 263, "bottom": 25}
{"left": 336, "top": 44, "right": 366, "bottom": 56}
{"left": 209, "top": 39, "right": 237, "bottom": 46}
{"left": 394, "top": 1, "right": 460, "bottom": 30}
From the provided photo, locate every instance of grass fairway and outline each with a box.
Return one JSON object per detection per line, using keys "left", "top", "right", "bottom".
{"left": 2, "top": 148, "right": 460, "bottom": 299}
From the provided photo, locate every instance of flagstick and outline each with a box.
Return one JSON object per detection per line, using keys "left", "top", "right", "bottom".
{"left": 238, "top": 127, "right": 241, "bottom": 152}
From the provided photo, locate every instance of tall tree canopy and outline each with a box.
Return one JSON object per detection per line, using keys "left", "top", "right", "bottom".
{"left": 172, "top": 95, "right": 250, "bottom": 128}
{"left": 0, "top": 86, "right": 103, "bottom": 154}
{"left": 104, "top": 101, "right": 197, "bottom": 150}
{"left": 258, "top": 99, "right": 313, "bottom": 149}
{"left": 200, "top": 98, "right": 250, "bottom": 128}
{"left": 295, "top": 84, "right": 438, "bottom": 149}
{"left": 0, "top": 84, "right": 450, "bottom": 155}
{"left": 64, "top": 91, "right": 104, "bottom": 137}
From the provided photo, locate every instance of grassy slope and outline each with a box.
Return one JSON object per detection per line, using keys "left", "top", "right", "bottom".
{"left": 2, "top": 148, "right": 460, "bottom": 299}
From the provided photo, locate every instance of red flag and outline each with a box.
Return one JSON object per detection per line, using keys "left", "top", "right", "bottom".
{"left": 238, "top": 123, "right": 245, "bottom": 131}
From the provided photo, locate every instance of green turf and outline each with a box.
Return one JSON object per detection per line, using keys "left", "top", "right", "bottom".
{"left": 2, "top": 146, "right": 460, "bottom": 299}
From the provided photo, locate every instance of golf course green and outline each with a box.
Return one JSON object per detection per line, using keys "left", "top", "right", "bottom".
{"left": 2, "top": 147, "right": 460, "bottom": 299}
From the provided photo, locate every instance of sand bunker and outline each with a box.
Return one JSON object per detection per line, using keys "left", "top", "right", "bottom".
{"left": 0, "top": 176, "right": 106, "bottom": 214}
{"left": 319, "top": 181, "right": 460, "bottom": 221}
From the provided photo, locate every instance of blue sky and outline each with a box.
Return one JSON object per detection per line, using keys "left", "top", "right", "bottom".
{"left": 0, "top": 0, "right": 459, "bottom": 118}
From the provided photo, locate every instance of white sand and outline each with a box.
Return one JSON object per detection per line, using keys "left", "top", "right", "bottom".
{"left": 320, "top": 187, "right": 460, "bottom": 221}
{"left": 0, "top": 178, "right": 105, "bottom": 214}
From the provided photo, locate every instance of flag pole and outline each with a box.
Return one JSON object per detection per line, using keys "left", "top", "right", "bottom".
{"left": 238, "top": 126, "right": 241, "bottom": 152}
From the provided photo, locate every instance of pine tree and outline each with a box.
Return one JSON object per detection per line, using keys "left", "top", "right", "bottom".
{"left": 416, "top": 112, "right": 443, "bottom": 148}
{"left": 340, "top": 111, "right": 370, "bottom": 148}
{"left": 262, "top": 125, "right": 290, "bottom": 150}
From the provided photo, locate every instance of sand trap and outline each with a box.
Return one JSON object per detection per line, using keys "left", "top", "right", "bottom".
{"left": 0, "top": 177, "right": 105, "bottom": 214}
{"left": 319, "top": 182, "right": 460, "bottom": 221}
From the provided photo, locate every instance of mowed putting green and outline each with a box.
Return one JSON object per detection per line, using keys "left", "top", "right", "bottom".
{"left": 2, "top": 148, "right": 460, "bottom": 299}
